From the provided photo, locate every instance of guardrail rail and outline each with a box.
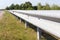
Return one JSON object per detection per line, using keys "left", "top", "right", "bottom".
{"left": 8, "top": 10, "right": 60, "bottom": 40}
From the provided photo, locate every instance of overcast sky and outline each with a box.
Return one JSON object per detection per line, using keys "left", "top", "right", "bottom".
{"left": 0, "top": 0, "right": 60, "bottom": 9}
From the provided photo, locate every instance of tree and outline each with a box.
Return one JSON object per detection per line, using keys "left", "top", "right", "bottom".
{"left": 33, "top": 6, "right": 37, "bottom": 10}
{"left": 14, "top": 4, "right": 20, "bottom": 10}
{"left": 37, "top": 3, "right": 42, "bottom": 10}
{"left": 20, "top": 4, "right": 25, "bottom": 10}
{"left": 24, "top": 2, "right": 33, "bottom": 10}
{"left": 25, "top": 2, "right": 32, "bottom": 7}
{"left": 9, "top": 4, "right": 15, "bottom": 10}
{"left": 51, "top": 4, "right": 60, "bottom": 10}
{"left": 45, "top": 4, "right": 50, "bottom": 10}
{"left": 27, "top": 7, "right": 33, "bottom": 10}
{"left": 42, "top": 6, "right": 46, "bottom": 10}
{"left": 6, "top": 6, "right": 9, "bottom": 10}
{"left": 5, "top": 2, "right": 60, "bottom": 10}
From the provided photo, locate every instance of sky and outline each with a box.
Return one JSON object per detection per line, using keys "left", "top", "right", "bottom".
{"left": 0, "top": 0, "right": 60, "bottom": 9}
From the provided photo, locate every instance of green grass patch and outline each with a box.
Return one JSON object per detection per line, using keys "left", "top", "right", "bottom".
{"left": 0, "top": 11, "right": 37, "bottom": 40}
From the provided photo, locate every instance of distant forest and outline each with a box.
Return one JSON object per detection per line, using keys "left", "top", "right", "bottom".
{"left": 6, "top": 2, "right": 60, "bottom": 10}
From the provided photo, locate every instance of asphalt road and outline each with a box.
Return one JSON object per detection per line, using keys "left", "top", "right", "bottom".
{"left": 14, "top": 11, "right": 60, "bottom": 23}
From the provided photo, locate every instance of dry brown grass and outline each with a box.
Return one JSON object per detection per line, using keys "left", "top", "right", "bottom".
{"left": 0, "top": 11, "right": 37, "bottom": 40}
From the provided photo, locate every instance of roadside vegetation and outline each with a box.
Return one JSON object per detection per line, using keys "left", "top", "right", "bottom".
{"left": 0, "top": 11, "right": 37, "bottom": 40}
{"left": 6, "top": 2, "right": 60, "bottom": 10}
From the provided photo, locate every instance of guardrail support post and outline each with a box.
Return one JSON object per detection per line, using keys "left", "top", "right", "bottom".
{"left": 25, "top": 21, "right": 27, "bottom": 28}
{"left": 13, "top": 11, "right": 14, "bottom": 13}
{"left": 37, "top": 27, "right": 42, "bottom": 40}
{"left": 20, "top": 18, "right": 21, "bottom": 23}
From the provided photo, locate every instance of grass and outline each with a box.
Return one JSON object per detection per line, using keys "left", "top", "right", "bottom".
{"left": 0, "top": 11, "right": 37, "bottom": 40}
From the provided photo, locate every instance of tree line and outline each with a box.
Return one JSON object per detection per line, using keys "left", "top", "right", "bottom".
{"left": 6, "top": 2, "right": 60, "bottom": 10}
